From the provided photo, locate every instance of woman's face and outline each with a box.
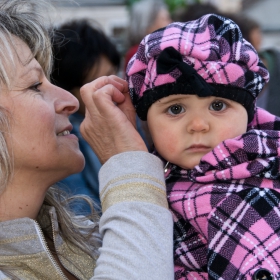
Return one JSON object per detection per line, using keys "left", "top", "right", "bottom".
{"left": 1, "top": 38, "right": 85, "bottom": 185}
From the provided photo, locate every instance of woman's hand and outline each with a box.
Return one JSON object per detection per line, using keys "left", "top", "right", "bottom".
{"left": 80, "top": 75, "right": 148, "bottom": 164}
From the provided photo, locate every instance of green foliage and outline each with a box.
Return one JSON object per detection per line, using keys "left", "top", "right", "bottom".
{"left": 165, "top": 0, "right": 187, "bottom": 13}
{"left": 125, "top": 0, "right": 138, "bottom": 9}
{"left": 125, "top": 0, "right": 201, "bottom": 13}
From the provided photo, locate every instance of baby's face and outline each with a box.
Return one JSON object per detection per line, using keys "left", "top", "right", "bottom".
{"left": 147, "top": 94, "right": 248, "bottom": 169}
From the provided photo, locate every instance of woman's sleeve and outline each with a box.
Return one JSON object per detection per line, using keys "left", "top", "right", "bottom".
{"left": 92, "top": 151, "right": 174, "bottom": 280}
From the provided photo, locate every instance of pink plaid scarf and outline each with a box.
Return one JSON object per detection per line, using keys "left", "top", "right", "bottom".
{"left": 164, "top": 107, "right": 280, "bottom": 279}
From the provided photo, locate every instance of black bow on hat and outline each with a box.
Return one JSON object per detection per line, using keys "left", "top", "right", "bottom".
{"left": 156, "top": 46, "right": 214, "bottom": 97}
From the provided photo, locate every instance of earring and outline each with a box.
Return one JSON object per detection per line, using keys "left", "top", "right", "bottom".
{"left": 164, "top": 161, "right": 170, "bottom": 173}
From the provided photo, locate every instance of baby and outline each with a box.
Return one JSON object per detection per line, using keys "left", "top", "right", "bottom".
{"left": 127, "top": 14, "right": 280, "bottom": 280}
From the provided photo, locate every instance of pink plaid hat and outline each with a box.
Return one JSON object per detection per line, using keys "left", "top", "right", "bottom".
{"left": 126, "top": 14, "right": 269, "bottom": 122}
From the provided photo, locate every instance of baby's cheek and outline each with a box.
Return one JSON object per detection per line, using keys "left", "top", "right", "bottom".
{"left": 217, "top": 126, "right": 244, "bottom": 144}
{"left": 156, "top": 129, "right": 178, "bottom": 154}
{"left": 165, "top": 138, "right": 177, "bottom": 154}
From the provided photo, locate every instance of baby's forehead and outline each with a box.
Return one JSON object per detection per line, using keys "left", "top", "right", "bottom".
{"left": 156, "top": 94, "right": 227, "bottom": 103}
{"left": 157, "top": 94, "right": 188, "bottom": 102}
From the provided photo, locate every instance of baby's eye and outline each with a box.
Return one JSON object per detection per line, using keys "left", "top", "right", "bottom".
{"left": 209, "top": 100, "right": 227, "bottom": 111}
{"left": 167, "top": 104, "right": 185, "bottom": 115}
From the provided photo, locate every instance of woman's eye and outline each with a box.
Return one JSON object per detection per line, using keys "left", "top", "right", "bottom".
{"left": 167, "top": 104, "right": 185, "bottom": 115}
{"left": 30, "top": 82, "right": 42, "bottom": 92}
{"left": 210, "top": 101, "right": 227, "bottom": 111}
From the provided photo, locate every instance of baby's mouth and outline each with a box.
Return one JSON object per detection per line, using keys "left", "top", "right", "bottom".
{"left": 187, "top": 144, "right": 211, "bottom": 151}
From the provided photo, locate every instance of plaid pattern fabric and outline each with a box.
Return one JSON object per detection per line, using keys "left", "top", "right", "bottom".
{"left": 126, "top": 14, "right": 269, "bottom": 121}
{"left": 165, "top": 107, "right": 280, "bottom": 279}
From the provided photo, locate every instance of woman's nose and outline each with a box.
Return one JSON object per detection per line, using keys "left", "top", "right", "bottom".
{"left": 187, "top": 115, "right": 210, "bottom": 133}
{"left": 54, "top": 85, "right": 79, "bottom": 115}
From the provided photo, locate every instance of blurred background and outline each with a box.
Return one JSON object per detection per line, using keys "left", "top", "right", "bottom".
{"left": 50, "top": 0, "right": 280, "bottom": 57}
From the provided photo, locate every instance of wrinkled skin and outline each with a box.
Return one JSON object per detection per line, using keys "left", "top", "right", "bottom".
{"left": 80, "top": 75, "right": 148, "bottom": 164}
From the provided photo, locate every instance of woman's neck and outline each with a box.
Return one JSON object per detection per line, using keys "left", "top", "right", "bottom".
{"left": 0, "top": 178, "right": 47, "bottom": 221}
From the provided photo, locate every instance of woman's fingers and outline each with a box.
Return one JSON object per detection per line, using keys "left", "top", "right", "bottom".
{"left": 80, "top": 76, "right": 125, "bottom": 108}
{"left": 118, "top": 91, "right": 137, "bottom": 128}
{"left": 108, "top": 75, "right": 129, "bottom": 93}
{"left": 80, "top": 76, "right": 147, "bottom": 164}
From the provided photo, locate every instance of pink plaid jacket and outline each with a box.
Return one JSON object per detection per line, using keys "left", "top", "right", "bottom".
{"left": 165, "top": 108, "right": 280, "bottom": 279}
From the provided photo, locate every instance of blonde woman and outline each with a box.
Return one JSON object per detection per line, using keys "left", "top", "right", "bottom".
{"left": 0, "top": 0, "right": 173, "bottom": 279}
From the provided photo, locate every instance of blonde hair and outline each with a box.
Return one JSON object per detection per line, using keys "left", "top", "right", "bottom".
{"left": 0, "top": 0, "right": 53, "bottom": 82}
{"left": 0, "top": 0, "right": 54, "bottom": 187}
{"left": 0, "top": 0, "right": 100, "bottom": 264}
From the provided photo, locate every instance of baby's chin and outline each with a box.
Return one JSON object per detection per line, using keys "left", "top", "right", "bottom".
{"left": 174, "top": 157, "right": 203, "bottom": 170}
{"left": 175, "top": 161, "right": 200, "bottom": 170}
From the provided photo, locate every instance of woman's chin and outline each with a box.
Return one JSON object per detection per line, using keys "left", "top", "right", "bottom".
{"left": 73, "top": 154, "right": 86, "bottom": 173}
{"left": 63, "top": 153, "right": 85, "bottom": 178}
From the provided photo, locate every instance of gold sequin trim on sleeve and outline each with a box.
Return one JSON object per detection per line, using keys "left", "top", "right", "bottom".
{"left": 100, "top": 173, "right": 165, "bottom": 197}
{"left": 101, "top": 182, "right": 168, "bottom": 212}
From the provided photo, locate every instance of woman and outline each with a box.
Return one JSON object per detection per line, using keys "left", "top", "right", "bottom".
{"left": 0, "top": 0, "right": 173, "bottom": 279}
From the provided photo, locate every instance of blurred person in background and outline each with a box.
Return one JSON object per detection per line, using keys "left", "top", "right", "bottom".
{"left": 258, "top": 48, "right": 280, "bottom": 117}
{"left": 51, "top": 19, "right": 121, "bottom": 212}
{"left": 124, "top": 0, "right": 172, "bottom": 70}
{"left": 228, "top": 14, "right": 262, "bottom": 52}
{"left": 232, "top": 14, "right": 280, "bottom": 117}
{"left": 173, "top": 2, "right": 219, "bottom": 22}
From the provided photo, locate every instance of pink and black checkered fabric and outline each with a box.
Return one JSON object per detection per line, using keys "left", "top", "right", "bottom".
{"left": 164, "top": 107, "right": 280, "bottom": 279}
{"left": 126, "top": 14, "right": 269, "bottom": 122}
